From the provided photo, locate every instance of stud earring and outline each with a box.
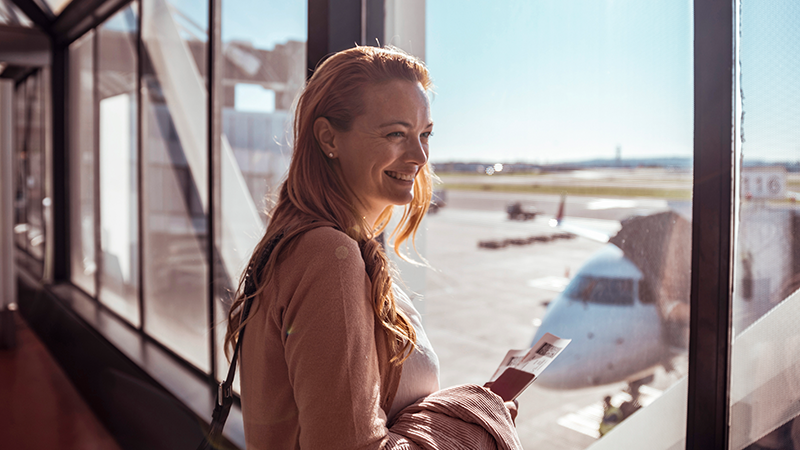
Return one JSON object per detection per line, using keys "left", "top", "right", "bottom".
{"left": 328, "top": 152, "right": 334, "bottom": 158}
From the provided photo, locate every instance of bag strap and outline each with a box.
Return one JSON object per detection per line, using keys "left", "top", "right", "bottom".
{"left": 198, "top": 231, "right": 283, "bottom": 450}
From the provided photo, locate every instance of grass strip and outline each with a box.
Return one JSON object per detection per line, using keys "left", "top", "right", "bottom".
{"left": 439, "top": 182, "right": 693, "bottom": 199}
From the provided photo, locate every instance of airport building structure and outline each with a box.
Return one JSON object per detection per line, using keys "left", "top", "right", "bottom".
{"left": 0, "top": 0, "right": 798, "bottom": 449}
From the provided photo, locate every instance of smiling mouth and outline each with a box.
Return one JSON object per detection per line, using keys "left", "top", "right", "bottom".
{"left": 385, "top": 171, "right": 415, "bottom": 182}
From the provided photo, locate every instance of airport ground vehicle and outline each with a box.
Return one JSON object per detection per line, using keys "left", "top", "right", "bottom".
{"left": 506, "top": 202, "right": 539, "bottom": 221}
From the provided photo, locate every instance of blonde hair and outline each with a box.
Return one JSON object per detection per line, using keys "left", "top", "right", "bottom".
{"left": 224, "top": 46, "right": 433, "bottom": 365}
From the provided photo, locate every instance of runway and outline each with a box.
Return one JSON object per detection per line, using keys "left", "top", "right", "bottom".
{"left": 439, "top": 168, "right": 692, "bottom": 191}
{"left": 419, "top": 190, "right": 686, "bottom": 449}
{"left": 437, "top": 189, "right": 675, "bottom": 221}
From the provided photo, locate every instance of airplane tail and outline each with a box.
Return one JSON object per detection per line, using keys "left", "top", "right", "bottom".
{"left": 554, "top": 193, "right": 566, "bottom": 225}
{"left": 549, "top": 193, "right": 610, "bottom": 242}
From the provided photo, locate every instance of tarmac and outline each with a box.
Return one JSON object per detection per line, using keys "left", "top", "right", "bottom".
{"left": 420, "top": 189, "right": 686, "bottom": 449}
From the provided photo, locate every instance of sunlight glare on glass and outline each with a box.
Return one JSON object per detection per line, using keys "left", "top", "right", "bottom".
{"left": 234, "top": 84, "right": 276, "bottom": 113}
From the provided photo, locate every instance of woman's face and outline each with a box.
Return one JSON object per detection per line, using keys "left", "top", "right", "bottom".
{"left": 324, "top": 79, "right": 433, "bottom": 226}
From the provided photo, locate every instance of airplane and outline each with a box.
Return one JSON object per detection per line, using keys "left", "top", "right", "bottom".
{"left": 530, "top": 184, "right": 796, "bottom": 395}
{"left": 529, "top": 194, "right": 691, "bottom": 393}
{"left": 527, "top": 188, "right": 800, "bottom": 448}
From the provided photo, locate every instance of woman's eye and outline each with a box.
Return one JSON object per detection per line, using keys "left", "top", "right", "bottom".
{"left": 387, "top": 131, "right": 404, "bottom": 138}
{"left": 421, "top": 131, "right": 434, "bottom": 139}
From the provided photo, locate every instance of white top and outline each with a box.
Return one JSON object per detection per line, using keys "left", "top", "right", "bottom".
{"left": 387, "top": 283, "right": 441, "bottom": 421}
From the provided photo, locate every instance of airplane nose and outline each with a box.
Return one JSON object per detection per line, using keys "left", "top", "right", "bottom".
{"left": 535, "top": 358, "right": 589, "bottom": 389}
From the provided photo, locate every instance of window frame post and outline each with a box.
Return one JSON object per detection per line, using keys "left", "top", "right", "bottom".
{"left": 687, "top": 0, "right": 737, "bottom": 448}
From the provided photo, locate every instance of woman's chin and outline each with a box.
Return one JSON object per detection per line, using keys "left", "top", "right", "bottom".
{"left": 391, "top": 192, "right": 415, "bottom": 208}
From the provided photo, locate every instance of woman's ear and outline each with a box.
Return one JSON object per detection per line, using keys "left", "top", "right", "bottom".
{"left": 313, "top": 117, "right": 337, "bottom": 157}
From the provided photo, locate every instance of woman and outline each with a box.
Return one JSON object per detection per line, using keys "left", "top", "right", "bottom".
{"left": 225, "top": 46, "right": 520, "bottom": 449}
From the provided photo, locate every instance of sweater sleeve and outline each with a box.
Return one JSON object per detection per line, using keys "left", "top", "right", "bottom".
{"left": 281, "top": 229, "right": 400, "bottom": 450}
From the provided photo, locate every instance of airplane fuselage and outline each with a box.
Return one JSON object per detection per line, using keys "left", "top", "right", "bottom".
{"left": 531, "top": 244, "right": 669, "bottom": 389}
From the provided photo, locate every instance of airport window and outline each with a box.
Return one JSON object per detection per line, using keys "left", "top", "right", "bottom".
{"left": 13, "top": 76, "right": 24, "bottom": 250}
{"left": 140, "top": 0, "right": 211, "bottom": 371}
{"left": 0, "top": 0, "right": 31, "bottom": 27}
{"left": 13, "top": 70, "right": 47, "bottom": 262}
{"left": 213, "top": 0, "right": 307, "bottom": 383}
{"left": 0, "top": 0, "right": 33, "bottom": 26}
{"left": 97, "top": 3, "right": 141, "bottom": 326}
{"left": 60, "top": 0, "right": 308, "bottom": 380}
{"left": 421, "top": 0, "right": 693, "bottom": 447}
{"left": 39, "top": 0, "right": 75, "bottom": 16}
{"left": 68, "top": 30, "right": 97, "bottom": 296}
{"left": 729, "top": 1, "right": 800, "bottom": 448}
{"left": 25, "top": 73, "right": 45, "bottom": 261}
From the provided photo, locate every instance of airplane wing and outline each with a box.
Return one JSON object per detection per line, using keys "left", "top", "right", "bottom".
{"left": 552, "top": 221, "right": 611, "bottom": 243}
{"left": 549, "top": 194, "right": 613, "bottom": 243}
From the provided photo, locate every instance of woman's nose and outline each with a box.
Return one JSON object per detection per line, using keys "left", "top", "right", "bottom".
{"left": 406, "top": 137, "right": 428, "bottom": 166}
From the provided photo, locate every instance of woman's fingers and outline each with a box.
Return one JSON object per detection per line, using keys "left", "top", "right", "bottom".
{"left": 505, "top": 400, "right": 518, "bottom": 425}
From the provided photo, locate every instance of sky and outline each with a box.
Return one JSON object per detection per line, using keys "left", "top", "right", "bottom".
{"left": 426, "top": 0, "right": 695, "bottom": 163}
{"left": 738, "top": 1, "right": 800, "bottom": 163}
{"left": 424, "top": 0, "right": 799, "bottom": 164}
{"left": 145, "top": 0, "right": 799, "bottom": 164}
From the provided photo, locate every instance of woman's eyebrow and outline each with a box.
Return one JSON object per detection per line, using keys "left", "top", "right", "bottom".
{"left": 378, "top": 120, "right": 413, "bottom": 128}
{"left": 378, "top": 121, "right": 435, "bottom": 128}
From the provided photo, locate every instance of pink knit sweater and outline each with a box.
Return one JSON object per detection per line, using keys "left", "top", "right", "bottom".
{"left": 240, "top": 227, "right": 521, "bottom": 449}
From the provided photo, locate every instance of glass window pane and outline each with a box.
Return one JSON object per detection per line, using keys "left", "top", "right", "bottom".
{"left": 12, "top": 81, "right": 25, "bottom": 250}
{"left": 12, "top": 70, "right": 46, "bottom": 260}
{"left": 141, "top": 0, "right": 210, "bottom": 371}
{"left": 214, "top": 0, "right": 306, "bottom": 382}
{"left": 0, "top": 0, "right": 33, "bottom": 27}
{"left": 97, "top": 4, "right": 140, "bottom": 326}
{"left": 25, "top": 72, "right": 45, "bottom": 260}
{"left": 69, "top": 31, "right": 97, "bottom": 296}
{"left": 730, "top": 1, "right": 800, "bottom": 448}
{"left": 418, "top": 1, "right": 694, "bottom": 448}
{"left": 40, "top": 0, "right": 73, "bottom": 16}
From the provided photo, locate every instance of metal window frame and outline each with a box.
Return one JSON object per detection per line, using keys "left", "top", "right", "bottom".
{"left": 307, "top": 0, "right": 384, "bottom": 76}
{"left": 208, "top": 0, "right": 221, "bottom": 383}
{"left": 686, "top": 0, "right": 736, "bottom": 449}
{"left": 51, "top": 36, "right": 69, "bottom": 281}
{"left": 136, "top": 0, "right": 145, "bottom": 332}
{"left": 91, "top": 24, "right": 102, "bottom": 312}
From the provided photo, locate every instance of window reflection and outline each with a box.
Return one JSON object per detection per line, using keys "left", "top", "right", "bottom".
{"left": 215, "top": 0, "right": 306, "bottom": 383}
{"left": 141, "top": 0, "right": 210, "bottom": 371}
{"left": 0, "top": 0, "right": 33, "bottom": 27}
{"left": 97, "top": 4, "right": 140, "bottom": 326}
{"left": 24, "top": 72, "right": 45, "bottom": 260}
{"left": 69, "top": 31, "right": 97, "bottom": 295}
{"left": 39, "top": 0, "right": 73, "bottom": 16}
{"left": 731, "top": 1, "right": 800, "bottom": 448}
{"left": 13, "top": 78, "right": 25, "bottom": 251}
{"left": 12, "top": 70, "right": 46, "bottom": 261}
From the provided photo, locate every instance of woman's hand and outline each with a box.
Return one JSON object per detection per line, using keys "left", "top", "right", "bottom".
{"left": 484, "top": 382, "right": 519, "bottom": 425}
